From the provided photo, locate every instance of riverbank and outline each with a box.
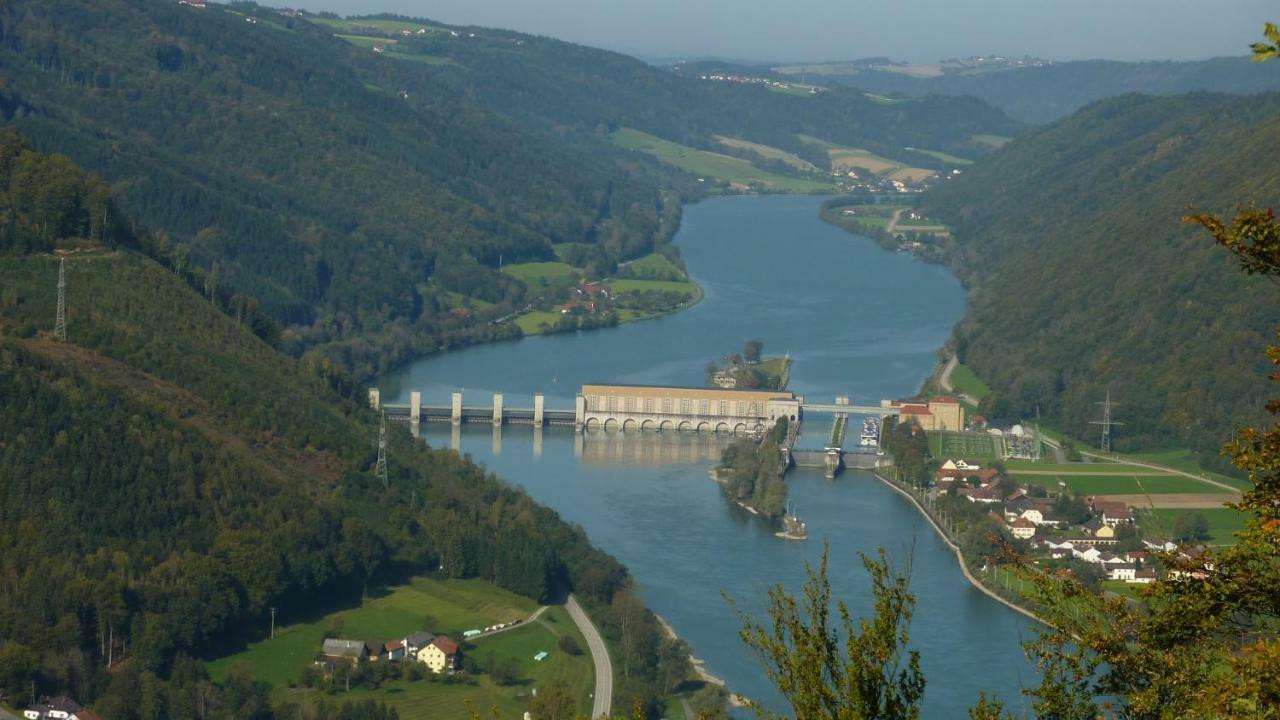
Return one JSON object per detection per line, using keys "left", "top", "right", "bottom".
{"left": 872, "top": 470, "right": 1048, "bottom": 626}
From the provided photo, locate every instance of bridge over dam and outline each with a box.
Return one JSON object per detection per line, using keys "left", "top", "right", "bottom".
{"left": 371, "top": 384, "right": 897, "bottom": 435}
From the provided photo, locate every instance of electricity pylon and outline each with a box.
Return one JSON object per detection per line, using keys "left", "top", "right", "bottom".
{"left": 54, "top": 257, "right": 67, "bottom": 342}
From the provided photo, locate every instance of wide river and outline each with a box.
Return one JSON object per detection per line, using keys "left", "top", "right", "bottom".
{"left": 378, "top": 195, "right": 1036, "bottom": 716}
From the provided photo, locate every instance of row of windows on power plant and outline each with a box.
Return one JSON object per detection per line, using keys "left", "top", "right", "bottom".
{"left": 586, "top": 395, "right": 765, "bottom": 417}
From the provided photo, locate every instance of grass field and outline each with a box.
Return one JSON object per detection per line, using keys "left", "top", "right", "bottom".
{"left": 910, "top": 148, "right": 974, "bottom": 165}
{"left": 514, "top": 311, "right": 564, "bottom": 334}
{"left": 1011, "top": 473, "right": 1228, "bottom": 496}
{"left": 612, "top": 128, "right": 833, "bottom": 192}
{"left": 296, "top": 610, "right": 593, "bottom": 720}
{"left": 313, "top": 17, "right": 440, "bottom": 34}
{"left": 929, "top": 430, "right": 1001, "bottom": 459}
{"left": 208, "top": 578, "right": 537, "bottom": 688}
{"left": 609, "top": 277, "right": 698, "bottom": 297}
{"left": 1003, "top": 460, "right": 1116, "bottom": 472}
{"left": 440, "top": 291, "right": 495, "bottom": 312}
{"left": 500, "top": 261, "right": 579, "bottom": 287}
{"left": 621, "top": 253, "right": 684, "bottom": 280}
{"left": 1102, "top": 580, "right": 1144, "bottom": 600}
{"left": 1122, "top": 449, "right": 1252, "bottom": 491}
{"left": 970, "top": 134, "right": 1013, "bottom": 149}
{"left": 948, "top": 362, "right": 991, "bottom": 401}
{"left": 1140, "top": 507, "right": 1248, "bottom": 546}
{"left": 715, "top": 136, "right": 821, "bottom": 173}
{"left": 205, "top": 579, "right": 593, "bottom": 720}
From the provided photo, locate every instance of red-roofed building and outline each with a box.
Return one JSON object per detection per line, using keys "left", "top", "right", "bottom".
{"left": 419, "top": 636, "right": 460, "bottom": 674}
{"left": 1010, "top": 517, "right": 1036, "bottom": 539}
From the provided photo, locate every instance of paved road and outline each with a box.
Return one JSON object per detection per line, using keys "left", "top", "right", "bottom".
{"left": 470, "top": 605, "right": 550, "bottom": 641}
{"left": 1039, "top": 437, "right": 1242, "bottom": 494}
{"left": 936, "top": 354, "right": 979, "bottom": 406}
{"left": 566, "top": 594, "right": 612, "bottom": 718}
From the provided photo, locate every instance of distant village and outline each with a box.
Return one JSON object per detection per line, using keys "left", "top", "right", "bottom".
{"left": 930, "top": 457, "right": 1199, "bottom": 587}
{"left": 318, "top": 617, "right": 526, "bottom": 677}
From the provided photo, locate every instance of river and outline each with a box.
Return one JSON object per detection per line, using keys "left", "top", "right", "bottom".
{"left": 377, "top": 194, "right": 1037, "bottom": 716}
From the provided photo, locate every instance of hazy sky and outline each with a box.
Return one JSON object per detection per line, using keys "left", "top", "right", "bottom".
{"left": 283, "top": 0, "right": 1273, "bottom": 63}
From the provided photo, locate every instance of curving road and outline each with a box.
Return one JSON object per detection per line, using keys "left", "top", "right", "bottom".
{"left": 566, "top": 594, "right": 612, "bottom": 718}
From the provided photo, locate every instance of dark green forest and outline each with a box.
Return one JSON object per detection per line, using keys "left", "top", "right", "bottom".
{"left": 924, "top": 92, "right": 1280, "bottom": 462}
{"left": 0, "top": 138, "right": 684, "bottom": 718}
{"left": 0, "top": 0, "right": 1021, "bottom": 383}
{"left": 799, "top": 56, "right": 1280, "bottom": 123}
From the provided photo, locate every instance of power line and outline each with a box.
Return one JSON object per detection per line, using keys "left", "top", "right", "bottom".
{"left": 54, "top": 257, "right": 67, "bottom": 342}
{"left": 1090, "top": 391, "right": 1124, "bottom": 453}
{"left": 376, "top": 411, "right": 388, "bottom": 489}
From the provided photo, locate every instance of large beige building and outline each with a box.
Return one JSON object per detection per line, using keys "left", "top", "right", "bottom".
{"left": 577, "top": 384, "right": 800, "bottom": 433}
{"left": 890, "top": 396, "right": 965, "bottom": 432}
{"left": 417, "top": 636, "right": 459, "bottom": 674}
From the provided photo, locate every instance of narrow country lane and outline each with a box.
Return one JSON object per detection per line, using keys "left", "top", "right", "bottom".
{"left": 566, "top": 594, "right": 612, "bottom": 718}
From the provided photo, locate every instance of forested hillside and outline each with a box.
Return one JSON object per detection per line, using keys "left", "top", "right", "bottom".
{"left": 924, "top": 92, "right": 1280, "bottom": 461}
{"left": 799, "top": 57, "right": 1280, "bottom": 123}
{"left": 0, "top": 135, "right": 683, "bottom": 718}
{"left": 0, "top": 0, "right": 690, "bottom": 378}
{"left": 0, "top": 1, "right": 1024, "bottom": 381}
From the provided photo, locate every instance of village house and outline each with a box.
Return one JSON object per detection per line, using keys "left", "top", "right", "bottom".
{"left": 321, "top": 638, "right": 370, "bottom": 663}
{"left": 1010, "top": 517, "right": 1037, "bottom": 540}
{"left": 1132, "top": 569, "right": 1158, "bottom": 584}
{"left": 1108, "top": 563, "right": 1138, "bottom": 582}
{"left": 403, "top": 631, "right": 434, "bottom": 656}
{"left": 383, "top": 641, "right": 406, "bottom": 661}
{"left": 1090, "top": 499, "right": 1135, "bottom": 526}
{"left": 22, "top": 697, "right": 92, "bottom": 720}
{"left": 418, "top": 636, "right": 460, "bottom": 674}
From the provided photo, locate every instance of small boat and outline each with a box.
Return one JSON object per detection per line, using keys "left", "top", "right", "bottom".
{"left": 860, "top": 417, "right": 880, "bottom": 447}
{"left": 777, "top": 500, "right": 808, "bottom": 541}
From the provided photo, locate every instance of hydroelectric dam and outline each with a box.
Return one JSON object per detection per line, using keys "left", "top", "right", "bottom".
{"left": 371, "top": 383, "right": 900, "bottom": 476}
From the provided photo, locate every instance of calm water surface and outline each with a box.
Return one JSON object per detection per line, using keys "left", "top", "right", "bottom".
{"left": 378, "top": 195, "right": 1037, "bottom": 716}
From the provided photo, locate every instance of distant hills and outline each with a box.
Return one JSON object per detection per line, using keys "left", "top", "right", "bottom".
{"left": 0, "top": 1, "right": 1020, "bottom": 379}
{"left": 774, "top": 56, "right": 1280, "bottom": 123}
{"left": 924, "top": 92, "right": 1280, "bottom": 461}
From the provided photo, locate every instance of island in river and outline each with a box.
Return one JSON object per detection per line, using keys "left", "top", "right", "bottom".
{"left": 376, "top": 194, "right": 1035, "bottom": 718}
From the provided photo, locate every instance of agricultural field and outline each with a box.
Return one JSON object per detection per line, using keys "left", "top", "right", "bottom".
{"left": 1140, "top": 507, "right": 1249, "bottom": 546}
{"left": 929, "top": 430, "right": 1002, "bottom": 459}
{"left": 311, "top": 16, "right": 441, "bottom": 35}
{"left": 909, "top": 148, "right": 974, "bottom": 165}
{"left": 514, "top": 311, "right": 565, "bottom": 335}
{"left": 1010, "top": 473, "right": 1228, "bottom": 496}
{"left": 611, "top": 128, "right": 834, "bottom": 192}
{"left": 620, "top": 253, "right": 685, "bottom": 280}
{"left": 826, "top": 204, "right": 904, "bottom": 230}
{"left": 208, "top": 578, "right": 538, "bottom": 687}
{"left": 797, "top": 135, "right": 934, "bottom": 181}
{"left": 1122, "top": 449, "right": 1252, "bottom": 491}
{"left": 500, "top": 261, "right": 579, "bottom": 287}
{"left": 206, "top": 579, "right": 594, "bottom": 720}
{"left": 715, "top": 136, "right": 822, "bottom": 173}
{"left": 970, "top": 133, "right": 1013, "bottom": 149}
{"left": 948, "top": 362, "right": 991, "bottom": 400}
{"left": 609, "top": 277, "right": 699, "bottom": 298}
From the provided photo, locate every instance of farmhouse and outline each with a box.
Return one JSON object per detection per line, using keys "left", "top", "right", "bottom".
{"left": 321, "top": 638, "right": 369, "bottom": 663}
{"left": 22, "top": 697, "right": 89, "bottom": 720}
{"left": 418, "top": 636, "right": 460, "bottom": 674}
{"left": 1010, "top": 517, "right": 1036, "bottom": 540}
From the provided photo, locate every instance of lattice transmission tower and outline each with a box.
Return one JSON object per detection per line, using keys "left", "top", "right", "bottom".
{"left": 1090, "top": 391, "right": 1124, "bottom": 453}
{"left": 376, "top": 411, "right": 389, "bottom": 489}
{"left": 54, "top": 257, "right": 67, "bottom": 342}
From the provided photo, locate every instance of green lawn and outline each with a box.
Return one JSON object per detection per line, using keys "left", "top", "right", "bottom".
{"left": 337, "top": 34, "right": 389, "bottom": 48}
{"left": 1004, "top": 460, "right": 1117, "bottom": 472}
{"left": 302, "top": 612, "right": 594, "bottom": 720}
{"left": 500, "top": 261, "right": 579, "bottom": 287}
{"left": 621, "top": 253, "right": 685, "bottom": 281}
{"left": 1140, "top": 507, "right": 1249, "bottom": 546}
{"left": 1102, "top": 580, "right": 1144, "bottom": 600}
{"left": 910, "top": 148, "right": 974, "bottom": 165}
{"left": 1121, "top": 449, "right": 1252, "bottom": 491}
{"left": 1011, "top": 473, "right": 1229, "bottom": 496}
{"left": 313, "top": 17, "right": 441, "bottom": 34}
{"left": 208, "top": 577, "right": 537, "bottom": 688}
{"left": 948, "top": 362, "right": 990, "bottom": 401}
{"left": 612, "top": 128, "right": 834, "bottom": 192}
{"left": 552, "top": 242, "right": 590, "bottom": 261}
{"left": 514, "top": 311, "right": 564, "bottom": 335}
{"left": 609, "top": 278, "right": 698, "bottom": 297}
